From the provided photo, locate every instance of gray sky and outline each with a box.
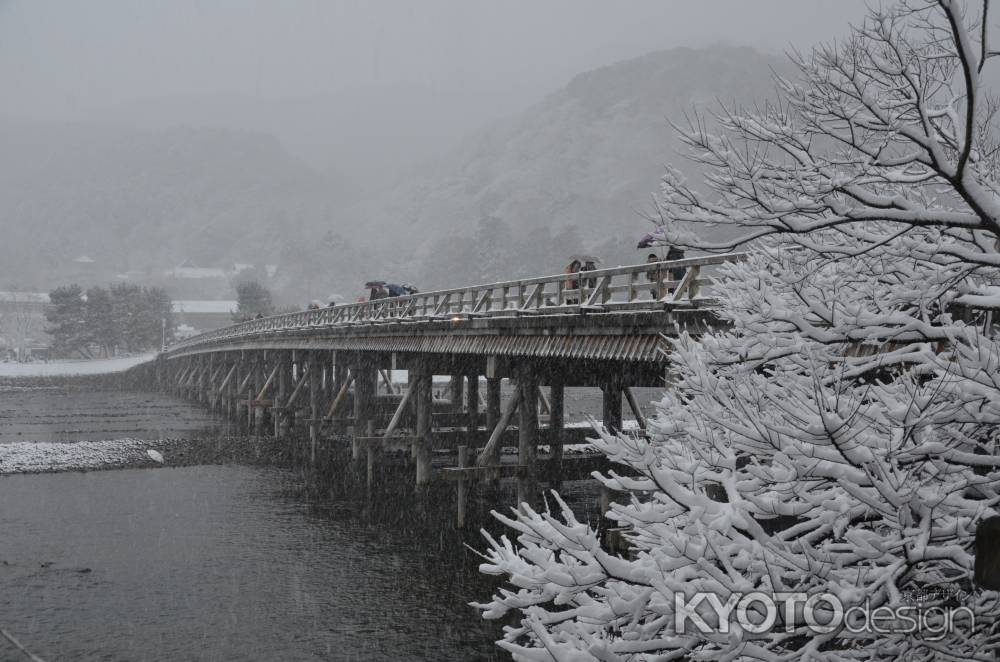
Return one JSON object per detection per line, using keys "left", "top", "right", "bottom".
{"left": 0, "top": 1, "right": 868, "bottom": 178}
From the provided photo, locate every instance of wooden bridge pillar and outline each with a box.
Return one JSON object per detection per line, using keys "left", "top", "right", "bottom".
{"left": 549, "top": 378, "right": 565, "bottom": 486}
{"left": 251, "top": 357, "right": 263, "bottom": 430}
{"left": 465, "top": 375, "right": 479, "bottom": 445}
{"left": 485, "top": 378, "right": 501, "bottom": 430}
{"left": 449, "top": 374, "right": 464, "bottom": 413}
{"left": 484, "top": 377, "right": 502, "bottom": 470}
{"left": 228, "top": 357, "right": 239, "bottom": 420}
{"left": 352, "top": 356, "right": 377, "bottom": 461}
{"left": 332, "top": 358, "right": 349, "bottom": 435}
{"left": 309, "top": 352, "right": 321, "bottom": 463}
{"left": 201, "top": 354, "right": 212, "bottom": 405}
{"left": 413, "top": 364, "right": 433, "bottom": 486}
{"left": 255, "top": 354, "right": 270, "bottom": 435}
{"left": 602, "top": 377, "right": 623, "bottom": 434}
{"left": 517, "top": 366, "right": 539, "bottom": 509}
{"left": 274, "top": 352, "right": 289, "bottom": 438}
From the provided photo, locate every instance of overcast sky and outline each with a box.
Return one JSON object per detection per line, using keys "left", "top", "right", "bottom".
{"left": 0, "top": 1, "right": 868, "bottom": 178}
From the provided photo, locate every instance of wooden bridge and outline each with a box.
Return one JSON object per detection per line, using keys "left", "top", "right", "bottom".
{"left": 150, "top": 253, "right": 745, "bottom": 521}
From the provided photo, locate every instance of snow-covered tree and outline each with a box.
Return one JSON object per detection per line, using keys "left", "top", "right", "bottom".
{"left": 477, "top": 2, "right": 1000, "bottom": 660}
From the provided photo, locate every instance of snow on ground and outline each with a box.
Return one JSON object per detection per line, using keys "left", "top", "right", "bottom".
{"left": 0, "top": 438, "right": 171, "bottom": 474}
{"left": 0, "top": 353, "right": 156, "bottom": 377}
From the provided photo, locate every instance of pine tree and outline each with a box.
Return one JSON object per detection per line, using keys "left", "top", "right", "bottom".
{"left": 45, "top": 285, "right": 88, "bottom": 357}
{"left": 233, "top": 280, "right": 275, "bottom": 322}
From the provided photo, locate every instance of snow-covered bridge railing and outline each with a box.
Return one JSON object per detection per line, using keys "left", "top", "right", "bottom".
{"left": 166, "top": 252, "right": 747, "bottom": 354}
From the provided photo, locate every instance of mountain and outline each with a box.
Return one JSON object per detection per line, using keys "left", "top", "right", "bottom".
{"left": 352, "top": 46, "right": 787, "bottom": 288}
{"left": 0, "top": 122, "right": 351, "bottom": 291}
{"left": 0, "top": 45, "right": 787, "bottom": 300}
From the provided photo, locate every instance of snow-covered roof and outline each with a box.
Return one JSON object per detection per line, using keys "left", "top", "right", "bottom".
{"left": 164, "top": 266, "right": 229, "bottom": 279}
{"left": 172, "top": 300, "right": 237, "bottom": 314}
{"left": 73, "top": 255, "right": 95, "bottom": 264}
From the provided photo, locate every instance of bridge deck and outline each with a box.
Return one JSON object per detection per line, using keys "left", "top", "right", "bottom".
{"left": 164, "top": 253, "right": 745, "bottom": 362}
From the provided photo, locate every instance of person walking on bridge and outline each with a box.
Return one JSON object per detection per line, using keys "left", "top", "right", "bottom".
{"left": 666, "top": 246, "right": 686, "bottom": 293}
{"left": 564, "top": 259, "right": 581, "bottom": 304}
{"left": 645, "top": 253, "right": 662, "bottom": 300}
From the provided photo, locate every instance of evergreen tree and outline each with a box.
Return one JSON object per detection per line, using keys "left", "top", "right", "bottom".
{"left": 233, "top": 280, "right": 275, "bottom": 322}
{"left": 45, "top": 285, "right": 88, "bottom": 357}
{"left": 83, "top": 286, "right": 116, "bottom": 356}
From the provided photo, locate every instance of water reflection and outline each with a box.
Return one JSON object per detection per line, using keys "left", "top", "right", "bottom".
{"left": 0, "top": 465, "right": 508, "bottom": 661}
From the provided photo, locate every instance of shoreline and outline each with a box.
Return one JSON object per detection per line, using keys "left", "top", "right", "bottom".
{"left": 0, "top": 434, "right": 298, "bottom": 477}
{"left": 0, "top": 354, "right": 156, "bottom": 378}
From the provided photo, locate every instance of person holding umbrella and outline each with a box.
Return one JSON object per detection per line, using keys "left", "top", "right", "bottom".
{"left": 637, "top": 229, "right": 686, "bottom": 296}
{"left": 645, "top": 253, "right": 662, "bottom": 300}
{"left": 365, "top": 280, "right": 388, "bottom": 300}
{"left": 564, "top": 259, "right": 582, "bottom": 304}
{"left": 666, "top": 245, "right": 686, "bottom": 292}
{"left": 570, "top": 254, "right": 601, "bottom": 293}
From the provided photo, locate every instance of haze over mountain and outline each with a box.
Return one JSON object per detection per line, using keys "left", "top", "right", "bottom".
{"left": 0, "top": 45, "right": 785, "bottom": 299}
{"left": 361, "top": 46, "right": 786, "bottom": 288}
{"left": 0, "top": 121, "right": 352, "bottom": 289}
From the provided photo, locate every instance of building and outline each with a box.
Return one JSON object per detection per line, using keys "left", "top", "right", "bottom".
{"left": 0, "top": 292, "right": 52, "bottom": 361}
{"left": 172, "top": 300, "right": 238, "bottom": 334}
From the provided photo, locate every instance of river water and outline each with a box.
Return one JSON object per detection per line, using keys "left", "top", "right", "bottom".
{"left": 1, "top": 465, "right": 508, "bottom": 661}
{"left": 0, "top": 382, "right": 628, "bottom": 661}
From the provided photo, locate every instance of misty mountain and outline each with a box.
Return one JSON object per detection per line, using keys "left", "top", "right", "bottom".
{"left": 0, "top": 122, "right": 350, "bottom": 291}
{"left": 356, "top": 46, "right": 787, "bottom": 288}
{"left": 0, "top": 46, "right": 786, "bottom": 300}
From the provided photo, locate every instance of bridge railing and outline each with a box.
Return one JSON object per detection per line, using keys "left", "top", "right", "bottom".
{"left": 166, "top": 252, "right": 748, "bottom": 352}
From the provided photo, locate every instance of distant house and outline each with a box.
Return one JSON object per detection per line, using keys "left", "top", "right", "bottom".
{"left": 0, "top": 292, "right": 52, "bottom": 360}
{"left": 163, "top": 261, "right": 229, "bottom": 280}
{"left": 68, "top": 255, "right": 99, "bottom": 284}
{"left": 172, "top": 300, "right": 238, "bottom": 333}
{"left": 0, "top": 291, "right": 50, "bottom": 310}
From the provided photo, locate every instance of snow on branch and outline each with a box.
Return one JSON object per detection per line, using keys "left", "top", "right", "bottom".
{"left": 478, "top": 2, "right": 1000, "bottom": 660}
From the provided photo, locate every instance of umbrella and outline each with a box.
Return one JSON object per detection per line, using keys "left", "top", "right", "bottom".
{"left": 637, "top": 227, "right": 669, "bottom": 248}
{"left": 569, "top": 254, "right": 602, "bottom": 264}
{"left": 364, "top": 280, "right": 386, "bottom": 288}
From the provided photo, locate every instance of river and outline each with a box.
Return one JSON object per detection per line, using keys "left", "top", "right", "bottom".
{"left": 0, "top": 382, "right": 627, "bottom": 661}
{"left": 0, "top": 464, "right": 509, "bottom": 661}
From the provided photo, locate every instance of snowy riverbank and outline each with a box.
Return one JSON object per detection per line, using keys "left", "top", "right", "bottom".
{"left": 0, "top": 438, "right": 173, "bottom": 474}
{"left": 0, "top": 353, "right": 156, "bottom": 378}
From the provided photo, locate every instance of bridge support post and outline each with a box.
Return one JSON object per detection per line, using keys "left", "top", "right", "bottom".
{"left": 517, "top": 366, "right": 539, "bottom": 509}
{"left": 550, "top": 378, "right": 565, "bottom": 487}
{"left": 352, "top": 356, "right": 377, "bottom": 462}
{"left": 602, "top": 376, "right": 623, "bottom": 434}
{"left": 201, "top": 354, "right": 211, "bottom": 406}
{"left": 274, "top": 353, "right": 289, "bottom": 438}
{"left": 254, "top": 355, "right": 268, "bottom": 435}
{"left": 456, "top": 444, "right": 469, "bottom": 528}
{"left": 246, "top": 353, "right": 264, "bottom": 434}
{"left": 485, "top": 378, "right": 501, "bottom": 461}
{"left": 465, "top": 374, "right": 479, "bottom": 445}
{"left": 229, "top": 358, "right": 240, "bottom": 421}
{"left": 449, "top": 374, "right": 464, "bottom": 413}
{"left": 309, "top": 353, "right": 321, "bottom": 463}
{"left": 414, "top": 364, "right": 433, "bottom": 487}
{"left": 332, "top": 357, "right": 349, "bottom": 436}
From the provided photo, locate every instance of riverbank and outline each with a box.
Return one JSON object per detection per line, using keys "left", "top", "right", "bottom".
{"left": 0, "top": 353, "right": 156, "bottom": 378}
{"left": 0, "top": 434, "right": 301, "bottom": 475}
{"left": 0, "top": 373, "right": 299, "bottom": 476}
